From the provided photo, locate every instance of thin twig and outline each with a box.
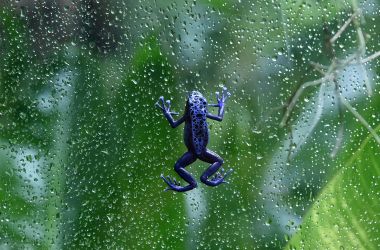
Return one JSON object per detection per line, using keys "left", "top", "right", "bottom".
{"left": 330, "top": 12, "right": 358, "bottom": 44}
{"left": 281, "top": 9, "right": 380, "bottom": 155}
{"left": 280, "top": 77, "right": 326, "bottom": 127}
{"left": 356, "top": 27, "right": 366, "bottom": 54}
{"left": 354, "top": 26, "right": 373, "bottom": 95}
{"left": 339, "top": 96, "right": 380, "bottom": 145}
{"left": 286, "top": 126, "right": 295, "bottom": 163}
{"left": 361, "top": 51, "right": 380, "bottom": 63}
{"left": 310, "top": 61, "right": 327, "bottom": 75}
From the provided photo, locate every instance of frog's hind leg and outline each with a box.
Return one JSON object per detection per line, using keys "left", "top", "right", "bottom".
{"left": 199, "top": 149, "right": 233, "bottom": 186}
{"left": 161, "top": 151, "right": 197, "bottom": 192}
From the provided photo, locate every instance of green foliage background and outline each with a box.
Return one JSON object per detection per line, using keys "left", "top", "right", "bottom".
{"left": 0, "top": 0, "right": 379, "bottom": 249}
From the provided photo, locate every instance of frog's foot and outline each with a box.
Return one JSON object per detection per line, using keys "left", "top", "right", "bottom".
{"left": 207, "top": 168, "right": 234, "bottom": 186}
{"left": 160, "top": 174, "right": 196, "bottom": 192}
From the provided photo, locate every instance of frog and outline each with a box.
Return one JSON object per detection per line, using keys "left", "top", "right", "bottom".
{"left": 155, "top": 87, "right": 233, "bottom": 192}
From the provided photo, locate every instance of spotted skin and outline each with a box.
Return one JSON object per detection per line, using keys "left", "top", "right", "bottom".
{"left": 188, "top": 91, "right": 208, "bottom": 155}
{"left": 156, "top": 88, "right": 233, "bottom": 192}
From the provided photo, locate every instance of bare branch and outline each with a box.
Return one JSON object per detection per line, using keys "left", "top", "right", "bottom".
{"left": 280, "top": 77, "right": 326, "bottom": 127}
{"left": 356, "top": 27, "right": 366, "bottom": 54}
{"left": 310, "top": 61, "right": 328, "bottom": 75}
{"left": 339, "top": 96, "right": 380, "bottom": 145}
{"left": 361, "top": 51, "right": 380, "bottom": 63}
{"left": 282, "top": 9, "right": 380, "bottom": 154}
{"left": 330, "top": 12, "right": 358, "bottom": 44}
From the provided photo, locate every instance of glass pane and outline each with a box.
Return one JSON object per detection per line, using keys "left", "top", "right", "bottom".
{"left": 1, "top": 0, "right": 379, "bottom": 249}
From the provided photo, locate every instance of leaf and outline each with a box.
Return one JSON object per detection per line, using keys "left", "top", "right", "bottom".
{"left": 0, "top": 8, "right": 66, "bottom": 248}
{"left": 286, "top": 125, "right": 380, "bottom": 249}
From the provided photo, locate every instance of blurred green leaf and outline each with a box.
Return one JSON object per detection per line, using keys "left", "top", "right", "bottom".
{"left": 286, "top": 125, "right": 380, "bottom": 249}
{"left": 0, "top": 7, "right": 65, "bottom": 248}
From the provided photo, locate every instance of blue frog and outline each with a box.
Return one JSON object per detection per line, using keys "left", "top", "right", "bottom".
{"left": 156, "top": 87, "right": 233, "bottom": 192}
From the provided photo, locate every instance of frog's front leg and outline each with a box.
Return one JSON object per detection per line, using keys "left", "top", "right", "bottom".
{"left": 207, "top": 87, "right": 230, "bottom": 121}
{"left": 199, "top": 149, "right": 233, "bottom": 186}
{"left": 155, "top": 96, "right": 185, "bottom": 128}
{"left": 161, "top": 151, "right": 197, "bottom": 192}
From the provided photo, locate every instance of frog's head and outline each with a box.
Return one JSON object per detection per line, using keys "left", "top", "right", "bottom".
{"left": 186, "top": 91, "right": 207, "bottom": 112}
{"left": 187, "top": 91, "right": 208, "bottom": 109}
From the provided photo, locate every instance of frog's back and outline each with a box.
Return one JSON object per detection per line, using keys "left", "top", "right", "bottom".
{"left": 186, "top": 91, "right": 209, "bottom": 155}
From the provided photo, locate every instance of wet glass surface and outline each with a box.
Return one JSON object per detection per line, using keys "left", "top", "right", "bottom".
{"left": 0, "top": 0, "right": 379, "bottom": 249}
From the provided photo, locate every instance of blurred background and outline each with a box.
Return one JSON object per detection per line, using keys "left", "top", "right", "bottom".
{"left": 0, "top": 0, "right": 379, "bottom": 249}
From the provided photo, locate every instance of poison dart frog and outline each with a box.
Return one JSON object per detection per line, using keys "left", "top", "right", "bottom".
{"left": 156, "top": 87, "right": 233, "bottom": 192}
